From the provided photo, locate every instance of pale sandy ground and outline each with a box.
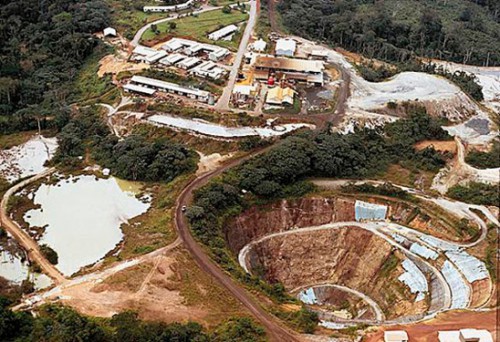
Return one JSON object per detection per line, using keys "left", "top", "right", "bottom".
{"left": 196, "top": 152, "right": 235, "bottom": 175}
{"left": 0, "top": 135, "right": 57, "bottom": 183}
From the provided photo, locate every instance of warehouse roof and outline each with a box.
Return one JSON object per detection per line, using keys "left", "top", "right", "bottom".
{"left": 254, "top": 56, "right": 324, "bottom": 73}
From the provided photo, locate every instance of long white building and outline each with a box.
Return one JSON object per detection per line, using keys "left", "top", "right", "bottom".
{"left": 144, "top": 0, "right": 195, "bottom": 12}
{"left": 128, "top": 75, "right": 210, "bottom": 102}
{"left": 208, "top": 24, "right": 238, "bottom": 41}
{"left": 161, "top": 38, "right": 229, "bottom": 61}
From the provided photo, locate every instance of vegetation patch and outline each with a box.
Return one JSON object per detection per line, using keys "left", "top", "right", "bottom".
{"left": 278, "top": 0, "right": 500, "bottom": 66}
{"left": 0, "top": 0, "right": 110, "bottom": 135}
{"left": 447, "top": 182, "right": 499, "bottom": 206}
{"left": 141, "top": 8, "right": 249, "bottom": 50}
{"left": 465, "top": 140, "right": 500, "bottom": 169}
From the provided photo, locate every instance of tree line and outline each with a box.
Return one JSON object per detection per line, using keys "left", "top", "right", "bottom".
{"left": 0, "top": 0, "right": 110, "bottom": 135}
{"left": 54, "top": 106, "right": 197, "bottom": 182}
{"left": 0, "top": 299, "right": 267, "bottom": 342}
{"left": 278, "top": 0, "right": 500, "bottom": 66}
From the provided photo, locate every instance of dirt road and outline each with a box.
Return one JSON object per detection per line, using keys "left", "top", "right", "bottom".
{"left": 0, "top": 168, "right": 67, "bottom": 284}
{"left": 174, "top": 148, "right": 301, "bottom": 342}
{"left": 214, "top": 0, "right": 258, "bottom": 111}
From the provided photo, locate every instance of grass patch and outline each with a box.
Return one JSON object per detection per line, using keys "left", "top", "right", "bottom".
{"left": 380, "top": 252, "right": 399, "bottom": 278}
{"left": 69, "top": 45, "right": 116, "bottom": 106}
{"left": 134, "top": 124, "right": 240, "bottom": 155}
{"left": 141, "top": 9, "right": 248, "bottom": 50}
{"left": 113, "top": 174, "right": 193, "bottom": 261}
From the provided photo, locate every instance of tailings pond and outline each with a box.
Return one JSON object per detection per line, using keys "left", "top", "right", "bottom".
{"left": 22, "top": 174, "right": 150, "bottom": 276}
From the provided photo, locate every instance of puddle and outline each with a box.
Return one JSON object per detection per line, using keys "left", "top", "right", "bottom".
{"left": 23, "top": 175, "right": 150, "bottom": 276}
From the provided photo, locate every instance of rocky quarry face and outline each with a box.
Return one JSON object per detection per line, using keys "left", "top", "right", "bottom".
{"left": 226, "top": 196, "right": 432, "bottom": 319}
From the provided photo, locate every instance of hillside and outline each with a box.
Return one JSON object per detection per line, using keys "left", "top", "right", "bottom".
{"left": 278, "top": 0, "right": 500, "bottom": 66}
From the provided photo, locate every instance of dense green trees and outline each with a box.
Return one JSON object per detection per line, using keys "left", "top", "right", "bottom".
{"left": 0, "top": 300, "right": 268, "bottom": 342}
{"left": 0, "top": 0, "right": 110, "bottom": 134}
{"left": 93, "top": 134, "right": 197, "bottom": 182}
{"left": 465, "top": 140, "right": 500, "bottom": 169}
{"left": 278, "top": 0, "right": 500, "bottom": 66}
{"left": 54, "top": 106, "right": 197, "bottom": 182}
{"left": 447, "top": 182, "right": 499, "bottom": 206}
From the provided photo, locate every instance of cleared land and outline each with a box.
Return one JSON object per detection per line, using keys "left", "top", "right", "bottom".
{"left": 141, "top": 9, "right": 249, "bottom": 50}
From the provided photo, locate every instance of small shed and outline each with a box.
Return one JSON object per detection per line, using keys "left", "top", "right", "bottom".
{"left": 275, "top": 38, "right": 296, "bottom": 57}
{"left": 252, "top": 39, "right": 267, "bottom": 52}
{"left": 103, "top": 27, "right": 117, "bottom": 37}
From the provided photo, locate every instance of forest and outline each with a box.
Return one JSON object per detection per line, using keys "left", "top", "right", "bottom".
{"left": 0, "top": 300, "right": 267, "bottom": 342}
{"left": 54, "top": 106, "right": 197, "bottom": 182}
{"left": 278, "top": 0, "right": 500, "bottom": 66}
{"left": 0, "top": 0, "right": 110, "bottom": 134}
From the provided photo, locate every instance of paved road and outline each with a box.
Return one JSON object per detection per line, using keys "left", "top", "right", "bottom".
{"left": 174, "top": 148, "right": 301, "bottom": 342}
{"left": 0, "top": 168, "right": 67, "bottom": 285}
{"left": 214, "top": 0, "right": 258, "bottom": 111}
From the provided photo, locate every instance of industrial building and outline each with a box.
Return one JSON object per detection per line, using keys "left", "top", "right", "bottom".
{"left": 127, "top": 75, "right": 210, "bottom": 102}
{"left": 438, "top": 329, "right": 493, "bottom": 342}
{"left": 251, "top": 38, "right": 267, "bottom": 52}
{"left": 123, "top": 83, "right": 156, "bottom": 96}
{"left": 159, "top": 53, "right": 185, "bottom": 66}
{"left": 177, "top": 57, "right": 201, "bottom": 70}
{"left": 161, "top": 38, "right": 229, "bottom": 61}
{"left": 275, "top": 38, "right": 296, "bottom": 57}
{"left": 190, "top": 61, "right": 226, "bottom": 80}
{"left": 145, "top": 50, "right": 168, "bottom": 64}
{"left": 131, "top": 46, "right": 162, "bottom": 63}
{"left": 208, "top": 24, "right": 238, "bottom": 41}
{"left": 384, "top": 331, "right": 408, "bottom": 342}
{"left": 266, "top": 86, "right": 295, "bottom": 106}
{"left": 143, "top": 0, "right": 195, "bottom": 12}
{"left": 253, "top": 56, "right": 325, "bottom": 85}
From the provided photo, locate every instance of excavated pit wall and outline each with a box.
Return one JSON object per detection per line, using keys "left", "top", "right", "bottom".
{"left": 226, "top": 197, "right": 355, "bottom": 254}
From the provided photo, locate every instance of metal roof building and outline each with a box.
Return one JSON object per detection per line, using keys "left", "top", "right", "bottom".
{"left": 129, "top": 75, "right": 210, "bottom": 102}
{"left": 143, "top": 0, "right": 195, "bottom": 12}
{"left": 275, "top": 38, "right": 296, "bottom": 57}
{"left": 123, "top": 83, "right": 156, "bottom": 96}
{"left": 208, "top": 24, "right": 238, "bottom": 41}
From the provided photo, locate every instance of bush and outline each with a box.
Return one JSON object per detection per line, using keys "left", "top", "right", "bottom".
{"left": 39, "top": 244, "right": 58, "bottom": 265}
{"left": 447, "top": 182, "right": 499, "bottom": 206}
{"left": 465, "top": 140, "right": 500, "bottom": 169}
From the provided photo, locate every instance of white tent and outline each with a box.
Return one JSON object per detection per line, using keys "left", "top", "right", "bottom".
{"left": 103, "top": 27, "right": 117, "bottom": 37}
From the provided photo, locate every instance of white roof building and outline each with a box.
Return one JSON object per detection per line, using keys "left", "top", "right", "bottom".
{"left": 233, "top": 84, "right": 257, "bottom": 96}
{"left": 161, "top": 38, "right": 230, "bottom": 60}
{"left": 177, "top": 57, "right": 201, "bottom": 69}
{"left": 251, "top": 38, "right": 267, "bottom": 52}
{"left": 145, "top": 50, "right": 168, "bottom": 64}
{"left": 275, "top": 38, "right": 296, "bottom": 57}
{"left": 438, "top": 329, "right": 493, "bottom": 342}
{"left": 384, "top": 331, "right": 408, "bottom": 342}
{"left": 159, "top": 53, "right": 186, "bottom": 66}
{"left": 132, "top": 46, "right": 158, "bottom": 62}
{"left": 144, "top": 0, "right": 194, "bottom": 12}
{"left": 123, "top": 83, "right": 156, "bottom": 96}
{"left": 190, "top": 61, "right": 226, "bottom": 79}
{"left": 129, "top": 75, "right": 210, "bottom": 102}
{"left": 209, "top": 48, "right": 229, "bottom": 61}
{"left": 103, "top": 27, "right": 117, "bottom": 37}
{"left": 208, "top": 24, "right": 238, "bottom": 41}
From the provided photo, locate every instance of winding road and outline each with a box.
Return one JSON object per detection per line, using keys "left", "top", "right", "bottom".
{"left": 0, "top": 168, "right": 66, "bottom": 285}
{"left": 174, "top": 146, "right": 301, "bottom": 342}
